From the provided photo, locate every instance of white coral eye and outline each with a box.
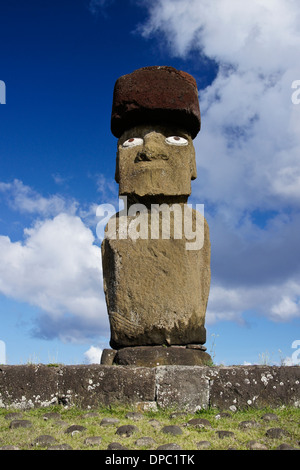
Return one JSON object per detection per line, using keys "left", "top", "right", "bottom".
{"left": 165, "top": 136, "right": 188, "bottom": 146}
{"left": 122, "top": 138, "right": 144, "bottom": 148}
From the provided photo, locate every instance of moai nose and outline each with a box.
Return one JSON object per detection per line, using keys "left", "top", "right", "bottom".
{"left": 135, "top": 134, "right": 157, "bottom": 162}
{"left": 135, "top": 151, "right": 153, "bottom": 162}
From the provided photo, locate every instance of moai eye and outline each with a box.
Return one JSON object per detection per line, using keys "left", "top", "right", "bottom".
{"left": 165, "top": 136, "right": 188, "bottom": 146}
{"left": 122, "top": 138, "right": 144, "bottom": 148}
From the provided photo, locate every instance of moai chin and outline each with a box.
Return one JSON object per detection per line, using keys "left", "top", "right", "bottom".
{"left": 101, "top": 66, "right": 211, "bottom": 366}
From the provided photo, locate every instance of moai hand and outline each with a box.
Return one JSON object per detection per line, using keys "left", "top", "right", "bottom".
{"left": 101, "top": 67, "right": 211, "bottom": 366}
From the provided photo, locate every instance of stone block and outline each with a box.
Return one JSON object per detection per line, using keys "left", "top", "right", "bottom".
{"left": 56, "top": 365, "right": 156, "bottom": 408}
{"left": 0, "top": 365, "right": 156, "bottom": 409}
{"left": 0, "top": 365, "right": 299, "bottom": 411}
{"left": 208, "top": 365, "right": 300, "bottom": 410}
{"left": 0, "top": 365, "right": 59, "bottom": 409}
{"left": 155, "top": 366, "right": 210, "bottom": 412}
{"left": 113, "top": 346, "right": 212, "bottom": 367}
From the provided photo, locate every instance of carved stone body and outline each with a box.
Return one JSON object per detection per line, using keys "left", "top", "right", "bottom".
{"left": 102, "top": 206, "right": 210, "bottom": 349}
{"left": 101, "top": 66, "right": 211, "bottom": 364}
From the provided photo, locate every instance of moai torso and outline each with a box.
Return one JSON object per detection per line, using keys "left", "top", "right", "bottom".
{"left": 101, "top": 67, "right": 211, "bottom": 366}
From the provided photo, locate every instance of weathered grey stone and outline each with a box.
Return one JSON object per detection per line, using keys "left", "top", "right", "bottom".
{"left": 186, "top": 418, "right": 212, "bottom": 429}
{"left": 0, "top": 365, "right": 299, "bottom": 412}
{"left": 48, "top": 444, "right": 72, "bottom": 450}
{"left": 209, "top": 365, "right": 300, "bottom": 410}
{"left": 265, "top": 428, "right": 291, "bottom": 439}
{"left": 81, "top": 412, "right": 99, "bottom": 418}
{"left": 169, "top": 411, "right": 188, "bottom": 419}
{"left": 186, "top": 344, "right": 207, "bottom": 350}
{"left": 161, "top": 425, "right": 183, "bottom": 436}
{"left": 125, "top": 411, "right": 144, "bottom": 421}
{"left": 100, "top": 417, "right": 120, "bottom": 426}
{"left": 157, "top": 443, "right": 182, "bottom": 450}
{"left": 9, "top": 420, "right": 32, "bottom": 429}
{"left": 55, "top": 364, "right": 156, "bottom": 408}
{"left": 0, "top": 445, "right": 20, "bottom": 450}
{"left": 4, "top": 412, "right": 23, "bottom": 420}
{"left": 216, "top": 430, "right": 235, "bottom": 439}
{"left": 54, "top": 420, "right": 68, "bottom": 427}
{"left": 107, "top": 442, "right": 128, "bottom": 450}
{"left": 116, "top": 424, "right": 139, "bottom": 437}
{"left": 276, "top": 443, "right": 297, "bottom": 450}
{"left": 84, "top": 436, "right": 102, "bottom": 446}
{"left": 135, "top": 401, "right": 158, "bottom": 412}
{"left": 246, "top": 440, "right": 268, "bottom": 450}
{"left": 65, "top": 425, "right": 87, "bottom": 434}
{"left": 156, "top": 366, "right": 210, "bottom": 412}
{"left": 100, "top": 349, "right": 117, "bottom": 365}
{"left": 0, "top": 365, "right": 59, "bottom": 409}
{"left": 114, "top": 346, "right": 211, "bottom": 367}
{"left": 102, "top": 207, "right": 210, "bottom": 350}
{"left": 43, "top": 412, "right": 62, "bottom": 421}
{"left": 214, "top": 412, "right": 232, "bottom": 419}
{"left": 31, "top": 435, "right": 57, "bottom": 447}
{"left": 196, "top": 441, "right": 211, "bottom": 449}
{"left": 261, "top": 412, "right": 279, "bottom": 422}
{"left": 238, "top": 420, "right": 260, "bottom": 429}
{"left": 134, "top": 436, "right": 156, "bottom": 447}
{"left": 148, "top": 419, "right": 161, "bottom": 429}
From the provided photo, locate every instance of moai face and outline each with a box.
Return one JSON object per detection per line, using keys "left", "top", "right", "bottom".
{"left": 115, "top": 124, "right": 197, "bottom": 199}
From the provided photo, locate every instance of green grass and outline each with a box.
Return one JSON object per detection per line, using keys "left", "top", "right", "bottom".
{"left": 0, "top": 404, "right": 299, "bottom": 450}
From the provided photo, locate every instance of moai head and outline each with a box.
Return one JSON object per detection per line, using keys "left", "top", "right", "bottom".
{"left": 111, "top": 66, "right": 201, "bottom": 200}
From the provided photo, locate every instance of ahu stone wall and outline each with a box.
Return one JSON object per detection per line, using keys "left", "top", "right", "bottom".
{"left": 0, "top": 365, "right": 299, "bottom": 412}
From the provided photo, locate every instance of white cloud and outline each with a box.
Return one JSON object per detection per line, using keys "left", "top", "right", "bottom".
{"left": 207, "top": 279, "right": 300, "bottom": 325}
{"left": 84, "top": 345, "right": 103, "bottom": 364}
{"left": 95, "top": 173, "right": 118, "bottom": 198}
{"left": 140, "top": 0, "right": 300, "bottom": 210}
{"left": 2, "top": 0, "right": 300, "bottom": 345}
{"left": 141, "top": 0, "right": 300, "bottom": 68}
{"left": 52, "top": 173, "right": 72, "bottom": 186}
{"left": 139, "top": 0, "right": 300, "bottom": 324}
{"left": 0, "top": 211, "right": 109, "bottom": 342}
{"left": 0, "top": 179, "right": 78, "bottom": 217}
{"left": 0, "top": 340, "right": 6, "bottom": 364}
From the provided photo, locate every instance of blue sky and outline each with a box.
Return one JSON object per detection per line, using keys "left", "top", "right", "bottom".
{"left": 1, "top": 0, "right": 300, "bottom": 366}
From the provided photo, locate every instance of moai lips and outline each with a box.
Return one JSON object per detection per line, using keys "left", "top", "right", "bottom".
{"left": 101, "top": 66, "right": 211, "bottom": 365}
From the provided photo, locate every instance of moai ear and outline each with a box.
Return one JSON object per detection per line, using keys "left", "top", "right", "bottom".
{"left": 115, "top": 152, "right": 120, "bottom": 184}
{"left": 190, "top": 146, "right": 197, "bottom": 180}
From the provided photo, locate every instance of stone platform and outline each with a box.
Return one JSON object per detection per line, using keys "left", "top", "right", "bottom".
{"left": 0, "top": 364, "right": 299, "bottom": 412}
{"left": 101, "top": 345, "right": 211, "bottom": 367}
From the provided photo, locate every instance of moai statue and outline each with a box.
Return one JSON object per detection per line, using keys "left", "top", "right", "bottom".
{"left": 101, "top": 66, "right": 211, "bottom": 366}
